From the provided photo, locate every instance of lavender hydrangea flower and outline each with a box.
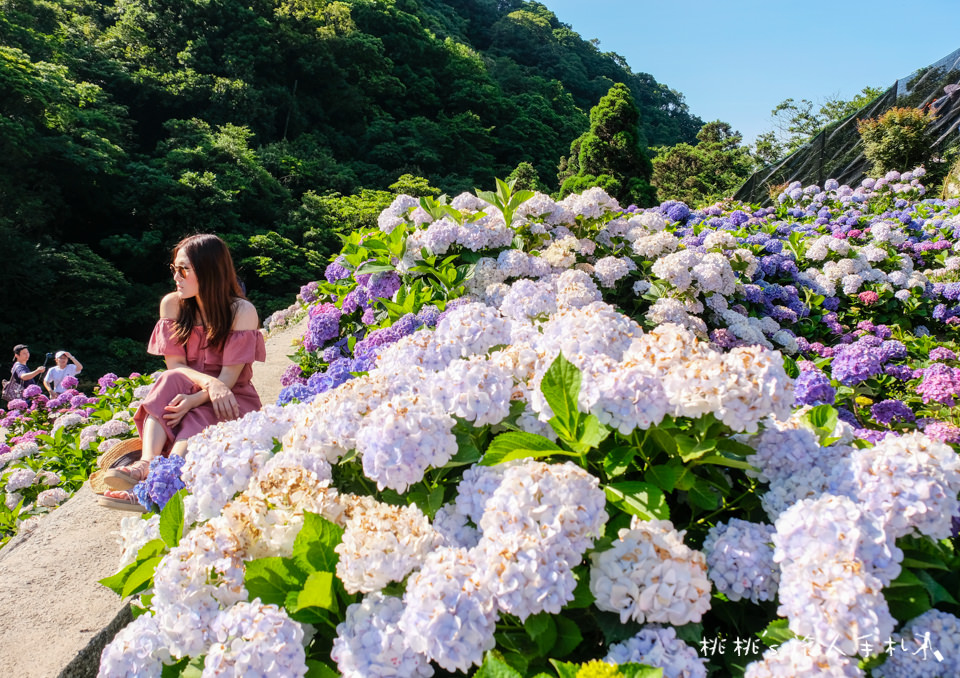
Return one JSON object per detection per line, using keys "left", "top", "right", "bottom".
{"left": 23, "top": 384, "right": 42, "bottom": 399}
{"left": 60, "top": 375, "right": 79, "bottom": 390}
{"left": 6, "top": 399, "right": 27, "bottom": 411}
{"left": 916, "top": 363, "right": 960, "bottom": 405}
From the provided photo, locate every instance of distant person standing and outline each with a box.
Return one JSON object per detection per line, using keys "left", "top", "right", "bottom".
{"left": 9, "top": 344, "right": 45, "bottom": 397}
{"left": 44, "top": 350, "right": 83, "bottom": 395}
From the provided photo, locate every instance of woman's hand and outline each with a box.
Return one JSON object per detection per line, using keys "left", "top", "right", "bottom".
{"left": 163, "top": 392, "right": 198, "bottom": 429}
{"left": 206, "top": 378, "right": 240, "bottom": 421}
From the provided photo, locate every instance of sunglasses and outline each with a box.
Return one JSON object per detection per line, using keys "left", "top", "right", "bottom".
{"left": 169, "top": 264, "right": 192, "bottom": 278}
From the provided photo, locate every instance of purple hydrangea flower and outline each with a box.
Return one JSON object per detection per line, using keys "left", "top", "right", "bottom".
{"left": 305, "top": 303, "right": 342, "bottom": 351}
{"left": 417, "top": 305, "right": 441, "bottom": 327}
{"left": 70, "top": 394, "right": 88, "bottom": 409}
{"left": 884, "top": 364, "right": 915, "bottom": 381}
{"left": 665, "top": 203, "right": 690, "bottom": 223}
{"left": 878, "top": 340, "right": 907, "bottom": 363}
{"left": 930, "top": 347, "right": 957, "bottom": 362}
{"left": 299, "top": 281, "right": 320, "bottom": 304}
{"left": 280, "top": 364, "right": 306, "bottom": 388}
{"left": 361, "top": 308, "right": 376, "bottom": 325}
{"left": 23, "top": 384, "right": 42, "bottom": 399}
{"left": 98, "top": 373, "right": 118, "bottom": 392}
{"left": 324, "top": 257, "right": 350, "bottom": 283}
{"left": 830, "top": 340, "right": 884, "bottom": 386}
{"left": 920, "top": 420, "right": 960, "bottom": 444}
{"left": 365, "top": 271, "right": 401, "bottom": 300}
{"left": 794, "top": 370, "right": 836, "bottom": 407}
{"left": 870, "top": 399, "right": 915, "bottom": 426}
{"left": 353, "top": 313, "right": 423, "bottom": 361}
{"left": 60, "top": 375, "right": 79, "bottom": 390}
{"left": 916, "top": 363, "right": 960, "bottom": 405}
{"left": 6, "top": 399, "right": 27, "bottom": 411}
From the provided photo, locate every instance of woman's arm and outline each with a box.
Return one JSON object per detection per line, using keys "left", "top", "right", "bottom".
{"left": 164, "top": 299, "right": 259, "bottom": 421}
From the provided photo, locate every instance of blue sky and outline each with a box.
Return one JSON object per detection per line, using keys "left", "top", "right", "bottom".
{"left": 540, "top": 0, "right": 960, "bottom": 145}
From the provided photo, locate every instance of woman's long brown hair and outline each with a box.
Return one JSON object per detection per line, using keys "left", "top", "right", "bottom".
{"left": 170, "top": 234, "right": 246, "bottom": 350}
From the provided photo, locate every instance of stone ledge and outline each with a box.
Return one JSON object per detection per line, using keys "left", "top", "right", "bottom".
{"left": 0, "top": 486, "right": 129, "bottom": 678}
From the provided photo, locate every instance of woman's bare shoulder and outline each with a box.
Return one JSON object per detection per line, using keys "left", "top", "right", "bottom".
{"left": 159, "top": 292, "right": 180, "bottom": 319}
{"left": 231, "top": 298, "right": 259, "bottom": 330}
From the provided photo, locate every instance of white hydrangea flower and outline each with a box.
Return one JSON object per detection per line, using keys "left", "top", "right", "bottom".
{"left": 336, "top": 501, "right": 441, "bottom": 594}
{"left": 651, "top": 250, "right": 699, "bottom": 291}
{"left": 745, "top": 638, "right": 864, "bottom": 677}
{"left": 4, "top": 491, "right": 22, "bottom": 510}
{"left": 5, "top": 467, "right": 36, "bottom": 492}
{"left": 476, "top": 460, "right": 607, "bottom": 619}
{"left": 430, "top": 357, "right": 513, "bottom": 427}
{"left": 703, "top": 230, "right": 738, "bottom": 250}
{"left": 184, "top": 404, "right": 301, "bottom": 522}
{"left": 873, "top": 609, "right": 960, "bottom": 678}
{"left": 703, "top": 519, "right": 779, "bottom": 603}
{"left": 605, "top": 625, "right": 707, "bottom": 678}
{"left": 399, "top": 547, "right": 498, "bottom": 673}
{"left": 646, "top": 298, "right": 708, "bottom": 336}
{"left": 432, "top": 504, "right": 480, "bottom": 548}
{"left": 499, "top": 278, "right": 558, "bottom": 321}
{"left": 332, "top": 592, "right": 433, "bottom": 678}
{"left": 357, "top": 394, "right": 457, "bottom": 493}
{"left": 593, "top": 256, "right": 637, "bottom": 288}
{"left": 378, "top": 194, "right": 419, "bottom": 233}
{"left": 99, "top": 419, "right": 132, "bottom": 438}
{"left": 632, "top": 231, "right": 680, "bottom": 258}
{"left": 203, "top": 600, "right": 307, "bottom": 678}
{"left": 773, "top": 494, "right": 899, "bottom": 656}
{"left": 555, "top": 268, "right": 603, "bottom": 309}
{"left": 590, "top": 518, "right": 711, "bottom": 625}
{"left": 36, "top": 487, "right": 69, "bottom": 507}
{"left": 830, "top": 432, "right": 960, "bottom": 540}
{"left": 97, "top": 612, "right": 173, "bottom": 678}
{"left": 151, "top": 519, "right": 249, "bottom": 657}
{"left": 587, "top": 362, "right": 668, "bottom": 434}
{"left": 118, "top": 514, "right": 162, "bottom": 569}
{"left": 433, "top": 302, "right": 513, "bottom": 362}
{"left": 52, "top": 412, "right": 84, "bottom": 431}
{"left": 662, "top": 345, "right": 794, "bottom": 432}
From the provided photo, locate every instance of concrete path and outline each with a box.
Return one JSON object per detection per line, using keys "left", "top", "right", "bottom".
{"left": 0, "top": 316, "right": 306, "bottom": 677}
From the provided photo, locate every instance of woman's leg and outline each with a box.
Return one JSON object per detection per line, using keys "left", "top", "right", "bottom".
{"left": 141, "top": 414, "right": 168, "bottom": 462}
{"left": 170, "top": 440, "right": 189, "bottom": 457}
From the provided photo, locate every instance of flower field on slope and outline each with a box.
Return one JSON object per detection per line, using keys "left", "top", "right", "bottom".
{"left": 0, "top": 373, "right": 154, "bottom": 546}
{"left": 102, "top": 173, "right": 960, "bottom": 678}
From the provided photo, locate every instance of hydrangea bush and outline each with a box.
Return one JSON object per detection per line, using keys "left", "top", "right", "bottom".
{"left": 0, "top": 372, "right": 154, "bottom": 546}
{"left": 101, "top": 177, "right": 960, "bottom": 677}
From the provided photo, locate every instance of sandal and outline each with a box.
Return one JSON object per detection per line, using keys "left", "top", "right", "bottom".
{"left": 97, "top": 490, "right": 146, "bottom": 513}
{"left": 104, "top": 459, "right": 150, "bottom": 491}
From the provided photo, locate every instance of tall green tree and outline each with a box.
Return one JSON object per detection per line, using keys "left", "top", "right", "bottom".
{"left": 652, "top": 121, "right": 755, "bottom": 206}
{"left": 557, "top": 83, "right": 656, "bottom": 206}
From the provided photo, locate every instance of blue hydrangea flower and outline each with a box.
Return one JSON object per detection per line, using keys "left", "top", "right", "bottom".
{"left": 277, "top": 383, "right": 316, "bottom": 406}
{"left": 870, "top": 399, "right": 915, "bottom": 426}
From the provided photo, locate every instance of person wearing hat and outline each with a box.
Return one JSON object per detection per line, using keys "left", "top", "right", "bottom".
{"left": 43, "top": 350, "right": 83, "bottom": 395}
{"left": 8, "top": 344, "right": 45, "bottom": 397}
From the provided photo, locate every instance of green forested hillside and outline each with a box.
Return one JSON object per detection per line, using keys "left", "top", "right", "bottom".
{"left": 0, "top": 0, "right": 702, "bottom": 378}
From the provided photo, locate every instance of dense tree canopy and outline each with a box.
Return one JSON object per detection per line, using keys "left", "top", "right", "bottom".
{"left": 0, "top": 0, "right": 703, "bottom": 379}
{"left": 558, "top": 83, "right": 657, "bottom": 207}
{"left": 652, "top": 121, "right": 756, "bottom": 206}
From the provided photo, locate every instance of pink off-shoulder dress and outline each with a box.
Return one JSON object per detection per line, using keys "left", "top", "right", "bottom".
{"left": 133, "top": 318, "right": 267, "bottom": 452}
